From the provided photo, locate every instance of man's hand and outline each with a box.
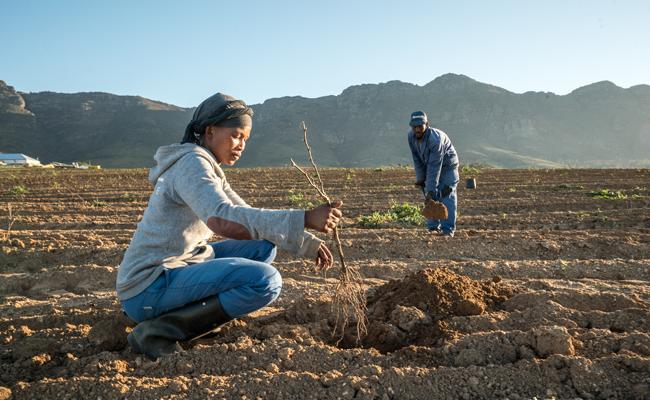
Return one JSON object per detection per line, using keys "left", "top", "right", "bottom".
{"left": 441, "top": 185, "right": 453, "bottom": 198}
{"left": 304, "top": 200, "right": 343, "bottom": 233}
{"left": 315, "top": 242, "right": 334, "bottom": 271}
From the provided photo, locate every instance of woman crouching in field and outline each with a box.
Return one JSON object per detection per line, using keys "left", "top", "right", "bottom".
{"left": 116, "top": 93, "right": 342, "bottom": 360}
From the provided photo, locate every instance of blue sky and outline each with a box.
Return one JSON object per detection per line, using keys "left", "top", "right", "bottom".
{"left": 1, "top": 0, "right": 648, "bottom": 107}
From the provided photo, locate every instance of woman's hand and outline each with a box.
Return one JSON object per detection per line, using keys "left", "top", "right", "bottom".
{"left": 304, "top": 200, "right": 343, "bottom": 233}
{"left": 315, "top": 242, "right": 334, "bottom": 271}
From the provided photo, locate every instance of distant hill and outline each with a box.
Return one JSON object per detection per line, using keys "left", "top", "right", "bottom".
{"left": 0, "top": 81, "right": 192, "bottom": 167}
{"left": 1, "top": 76, "right": 649, "bottom": 168}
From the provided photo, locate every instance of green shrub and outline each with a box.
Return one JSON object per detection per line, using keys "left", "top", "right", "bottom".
{"left": 460, "top": 164, "right": 481, "bottom": 176}
{"left": 556, "top": 183, "right": 585, "bottom": 190}
{"left": 91, "top": 199, "right": 108, "bottom": 207}
{"left": 357, "top": 211, "right": 393, "bottom": 228}
{"left": 8, "top": 185, "right": 28, "bottom": 197}
{"left": 121, "top": 192, "right": 139, "bottom": 202}
{"left": 357, "top": 202, "right": 425, "bottom": 228}
{"left": 389, "top": 203, "right": 425, "bottom": 226}
{"left": 587, "top": 188, "right": 627, "bottom": 200}
{"left": 287, "top": 190, "right": 314, "bottom": 208}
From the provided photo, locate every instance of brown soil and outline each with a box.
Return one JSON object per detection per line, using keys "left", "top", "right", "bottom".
{"left": 359, "top": 268, "right": 513, "bottom": 352}
{"left": 1, "top": 167, "right": 649, "bottom": 399}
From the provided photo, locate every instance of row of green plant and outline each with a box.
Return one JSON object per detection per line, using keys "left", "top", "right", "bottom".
{"left": 460, "top": 164, "right": 485, "bottom": 176}
{"left": 553, "top": 184, "right": 646, "bottom": 200}
{"left": 357, "top": 203, "right": 425, "bottom": 228}
{"left": 5, "top": 185, "right": 142, "bottom": 203}
{"left": 287, "top": 190, "right": 315, "bottom": 208}
{"left": 555, "top": 183, "right": 585, "bottom": 190}
{"left": 586, "top": 188, "right": 643, "bottom": 200}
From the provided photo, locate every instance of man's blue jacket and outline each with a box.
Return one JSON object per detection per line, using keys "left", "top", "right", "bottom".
{"left": 408, "top": 126, "right": 459, "bottom": 198}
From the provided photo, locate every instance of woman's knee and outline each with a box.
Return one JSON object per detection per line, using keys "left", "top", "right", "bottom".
{"left": 262, "top": 266, "right": 283, "bottom": 296}
{"left": 252, "top": 265, "right": 282, "bottom": 304}
{"left": 213, "top": 262, "right": 282, "bottom": 317}
{"left": 258, "top": 240, "right": 277, "bottom": 264}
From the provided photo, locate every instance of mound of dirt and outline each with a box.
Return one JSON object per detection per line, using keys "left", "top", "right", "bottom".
{"left": 359, "top": 268, "right": 512, "bottom": 352}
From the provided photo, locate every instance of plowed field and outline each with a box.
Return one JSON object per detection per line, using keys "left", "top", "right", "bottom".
{"left": 1, "top": 167, "right": 649, "bottom": 399}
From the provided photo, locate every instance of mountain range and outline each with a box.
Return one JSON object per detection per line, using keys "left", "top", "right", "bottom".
{"left": 1, "top": 74, "right": 649, "bottom": 168}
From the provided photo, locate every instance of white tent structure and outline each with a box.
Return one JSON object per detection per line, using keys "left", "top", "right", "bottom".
{"left": 0, "top": 153, "right": 42, "bottom": 166}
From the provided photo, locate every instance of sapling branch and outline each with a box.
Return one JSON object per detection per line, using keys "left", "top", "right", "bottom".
{"left": 4, "top": 203, "right": 16, "bottom": 243}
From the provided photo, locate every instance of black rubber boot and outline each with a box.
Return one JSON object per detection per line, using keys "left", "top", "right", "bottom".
{"left": 127, "top": 296, "right": 232, "bottom": 360}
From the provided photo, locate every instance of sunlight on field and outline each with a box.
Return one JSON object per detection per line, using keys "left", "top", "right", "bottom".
{"left": 1, "top": 167, "right": 649, "bottom": 399}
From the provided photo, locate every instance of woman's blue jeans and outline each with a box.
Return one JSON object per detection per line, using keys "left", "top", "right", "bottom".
{"left": 121, "top": 239, "right": 280, "bottom": 323}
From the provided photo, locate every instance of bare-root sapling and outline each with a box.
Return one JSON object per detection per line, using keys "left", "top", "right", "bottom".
{"left": 3, "top": 203, "right": 16, "bottom": 243}
{"left": 291, "top": 121, "right": 368, "bottom": 343}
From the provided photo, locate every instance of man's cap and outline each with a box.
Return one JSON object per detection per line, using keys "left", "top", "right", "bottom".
{"left": 409, "top": 111, "right": 428, "bottom": 127}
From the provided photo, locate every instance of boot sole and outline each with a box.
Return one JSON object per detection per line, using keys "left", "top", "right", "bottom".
{"left": 128, "top": 329, "right": 183, "bottom": 360}
{"left": 127, "top": 331, "right": 144, "bottom": 355}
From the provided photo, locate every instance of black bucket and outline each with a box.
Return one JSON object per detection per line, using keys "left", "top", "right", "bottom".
{"left": 466, "top": 178, "right": 477, "bottom": 189}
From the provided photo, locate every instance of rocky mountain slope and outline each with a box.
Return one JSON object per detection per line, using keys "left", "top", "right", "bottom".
{"left": 1, "top": 76, "right": 649, "bottom": 168}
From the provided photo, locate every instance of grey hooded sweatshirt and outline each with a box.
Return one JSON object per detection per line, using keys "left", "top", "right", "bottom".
{"left": 116, "top": 143, "right": 322, "bottom": 301}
